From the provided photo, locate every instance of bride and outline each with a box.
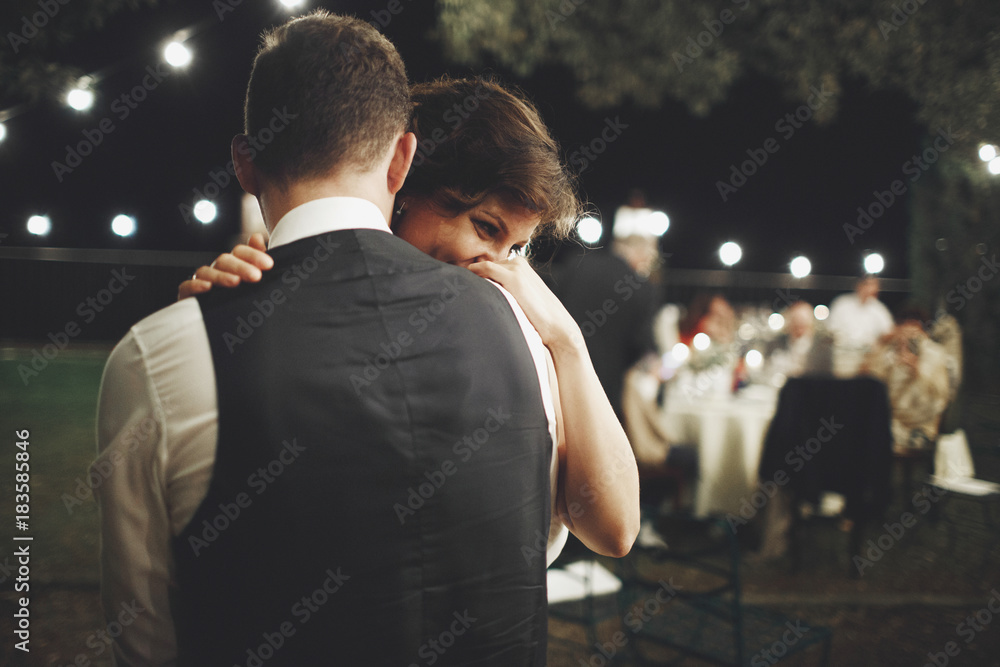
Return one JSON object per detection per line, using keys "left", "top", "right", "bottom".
{"left": 179, "top": 76, "right": 641, "bottom": 560}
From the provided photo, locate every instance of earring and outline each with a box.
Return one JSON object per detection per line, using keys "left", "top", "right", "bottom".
{"left": 394, "top": 201, "right": 407, "bottom": 217}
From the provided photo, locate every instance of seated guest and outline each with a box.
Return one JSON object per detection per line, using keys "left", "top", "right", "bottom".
{"left": 765, "top": 301, "right": 833, "bottom": 379}
{"left": 679, "top": 292, "right": 736, "bottom": 346}
{"left": 861, "top": 304, "right": 951, "bottom": 452}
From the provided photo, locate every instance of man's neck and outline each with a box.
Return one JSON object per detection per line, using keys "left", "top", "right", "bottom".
{"left": 260, "top": 176, "right": 394, "bottom": 233}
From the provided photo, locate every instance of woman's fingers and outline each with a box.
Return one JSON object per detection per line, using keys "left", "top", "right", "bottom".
{"left": 231, "top": 243, "right": 274, "bottom": 271}
{"left": 177, "top": 243, "right": 275, "bottom": 302}
{"left": 207, "top": 251, "right": 266, "bottom": 283}
{"left": 247, "top": 232, "right": 268, "bottom": 253}
{"left": 177, "top": 279, "right": 214, "bottom": 301}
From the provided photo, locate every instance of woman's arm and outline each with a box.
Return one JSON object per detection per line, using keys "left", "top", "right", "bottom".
{"left": 468, "top": 257, "right": 640, "bottom": 558}
{"left": 177, "top": 233, "right": 273, "bottom": 300}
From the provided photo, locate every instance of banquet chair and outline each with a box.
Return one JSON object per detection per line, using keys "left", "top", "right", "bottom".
{"left": 618, "top": 515, "right": 832, "bottom": 666}
{"left": 758, "top": 376, "right": 894, "bottom": 575}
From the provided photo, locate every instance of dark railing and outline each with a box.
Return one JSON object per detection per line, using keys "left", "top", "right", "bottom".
{"left": 1, "top": 246, "right": 911, "bottom": 344}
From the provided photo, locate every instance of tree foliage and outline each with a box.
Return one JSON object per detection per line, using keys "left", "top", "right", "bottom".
{"left": 1, "top": 0, "right": 159, "bottom": 108}
{"left": 436, "top": 0, "right": 1000, "bottom": 159}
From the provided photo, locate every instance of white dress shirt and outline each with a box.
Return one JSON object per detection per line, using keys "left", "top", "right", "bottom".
{"left": 94, "top": 196, "right": 566, "bottom": 666}
{"left": 827, "top": 293, "right": 894, "bottom": 348}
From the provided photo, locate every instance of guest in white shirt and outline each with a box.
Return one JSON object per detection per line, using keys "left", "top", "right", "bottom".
{"left": 827, "top": 275, "right": 894, "bottom": 376}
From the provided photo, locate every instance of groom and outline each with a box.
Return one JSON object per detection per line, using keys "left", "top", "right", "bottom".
{"left": 95, "top": 11, "right": 555, "bottom": 665}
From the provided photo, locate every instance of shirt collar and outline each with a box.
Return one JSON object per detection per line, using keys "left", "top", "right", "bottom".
{"left": 267, "top": 197, "right": 391, "bottom": 250}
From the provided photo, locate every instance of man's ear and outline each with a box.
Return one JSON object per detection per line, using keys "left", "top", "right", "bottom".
{"left": 232, "top": 135, "right": 260, "bottom": 197}
{"left": 387, "top": 131, "right": 417, "bottom": 196}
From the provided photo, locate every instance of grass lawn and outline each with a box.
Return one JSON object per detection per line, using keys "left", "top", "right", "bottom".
{"left": 0, "top": 346, "right": 111, "bottom": 665}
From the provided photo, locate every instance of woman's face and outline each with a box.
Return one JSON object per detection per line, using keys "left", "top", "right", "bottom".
{"left": 392, "top": 192, "right": 539, "bottom": 268}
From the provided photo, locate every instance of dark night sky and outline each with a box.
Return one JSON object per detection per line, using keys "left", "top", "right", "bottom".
{"left": 0, "top": 0, "right": 923, "bottom": 278}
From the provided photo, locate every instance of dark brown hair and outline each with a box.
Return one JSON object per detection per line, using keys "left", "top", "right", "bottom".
{"left": 244, "top": 10, "right": 411, "bottom": 185}
{"left": 399, "top": 77, "right": 581, "bottom": 241}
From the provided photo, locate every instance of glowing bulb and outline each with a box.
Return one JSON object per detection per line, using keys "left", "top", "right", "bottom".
{"left": 0, "top": 122, "right": 6, "bottom": 143}
{"left": 989, "top": 157, "right": 1000, "bottom": 176}
{"left": 864, "top": 253, "right": 885, "bottom": 274}
{"left": 768, "top": 313, "right": 784, "bottom": 331}
{"left": 814, "top": 304, "right": 830, "bottom": 321}
{"left": 745, "top": 349, "right": 763, "bottom": 368}
{"left": 164, "top": 41, "right": 193, "bottom": 68}
{"left": 693, "top": 332, "right": 711, "bottom": 351}
{"left": 194, "top": 200, "right": 217, "bottom": 224}
{"left": 112, "top": 214, "right": 136, "bottom": 237}
{"left": 27, "top": 215, "right": 51, "bottom": 235}
{"left": 979, "top": 144, "right": 998, "bottom": 162}
{"left": 647, "top": 211, "right": 669, "bottom": 236}
{"left": 790, "top": 256, "right": 811, "bottom": 278}
{"left": 576, "top": 216, "right": 602, "bottom": 244}
{"left": 671, "top": 342, "right": 690, "bottom": 362}
{"left": 719, "top": 241, "right": 742, "bottom": 266}
{"left": 67, "top": 87, "right": 94, "bottom": 111}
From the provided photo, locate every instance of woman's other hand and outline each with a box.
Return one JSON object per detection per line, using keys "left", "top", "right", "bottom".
{"left": 466, "top": 256, "right": 583, "bottom": 356}
{"left": 177, "top": 233, "right": 273, "bottom": 300}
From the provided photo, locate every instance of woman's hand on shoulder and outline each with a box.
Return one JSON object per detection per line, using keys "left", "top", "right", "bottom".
{"left": 177, "top": 233, "right": 273, "bottom": 300}
{"left": 466, "top": 256, "right": 583, "bottom": 356}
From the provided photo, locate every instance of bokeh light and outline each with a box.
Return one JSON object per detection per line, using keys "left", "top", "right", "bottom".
{"left": 164, "top": 41, "right": 193, "bottom": 68}
{"left": 27, "top": 215, "right": 51, "bottom": 235}
{"left": 194, "top": 200, "right": 218, "bottom": 224}
{"left": 112, "top": 214, "right": 136, "bottom": 237}
{"left": 719, "top": 241, "right": 742, "bottom": 266}
{"left": 864, "top": 252, "right": 885, "bottom": 274}
{"left": 66, "top": 86, "right": 95, "bottom": 111}
{"left": 790, "top": 256, "right": 811, "bottom": 278}
{"left": 576, "top": 216, "right": 603, "bottom": 244}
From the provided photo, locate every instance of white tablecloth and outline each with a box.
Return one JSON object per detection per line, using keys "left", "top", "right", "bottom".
{"left": 660, "top": 381, "right": 779, "bottom": 518}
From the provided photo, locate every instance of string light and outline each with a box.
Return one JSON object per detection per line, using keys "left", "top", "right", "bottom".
{"left": 27, "top": 215, "right": 51, "bottom": 235}
{"left": 790, "top": 255, "right": 811, "bottom": 278}
{"left": 66, "top": 83, "right": 95, "bottom": 111}
{"left": 164, "top": 41, "right": 193, "bottom": 68}
{"left": 193, "top": 200, "right": 217, "bottom": 224}
{"left": 576, "top": 216, "right": 603, "bottom": 244}
{"left": 112, "top": 214, "right": 137, "bottom": 237}
{"left": 719, "top": 241, "right": 742, "bottom": 266}
{"left": 864, "top": 252, "right": 885, "bottom": 274}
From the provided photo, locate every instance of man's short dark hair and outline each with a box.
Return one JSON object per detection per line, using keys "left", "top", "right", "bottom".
{"left": 244, "top": 10, "right": 411, "bottom": 185}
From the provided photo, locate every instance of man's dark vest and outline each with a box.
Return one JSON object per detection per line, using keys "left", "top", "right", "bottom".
{"left": 173, "top": 228, "right": 552, "bottom": 665}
